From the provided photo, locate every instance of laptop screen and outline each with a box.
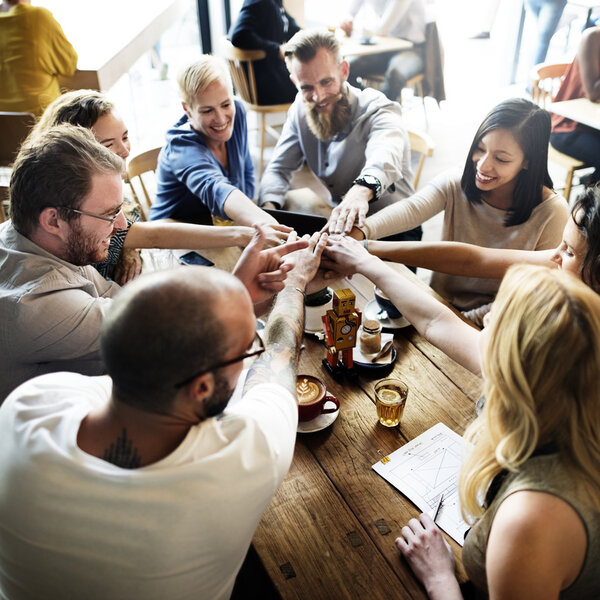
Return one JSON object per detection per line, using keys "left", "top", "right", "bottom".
{"left": 263, "top": 208, "right": 328, "bottom": 236}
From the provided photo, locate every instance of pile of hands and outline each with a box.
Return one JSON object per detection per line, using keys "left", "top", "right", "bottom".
{"left": 233, "top": 222, "right": 374, "bottom": 308}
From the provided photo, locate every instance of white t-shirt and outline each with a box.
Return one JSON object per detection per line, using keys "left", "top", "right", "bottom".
{"left": 0, "top": 372, "right": 297, "bottom": 600}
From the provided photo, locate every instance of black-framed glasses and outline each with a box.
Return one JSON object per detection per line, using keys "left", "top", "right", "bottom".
{"left": 174, "top": 332, "right": 265, "bottom": 389}
{"left": 55, "top": 205, "right": 124, "bottom": 224}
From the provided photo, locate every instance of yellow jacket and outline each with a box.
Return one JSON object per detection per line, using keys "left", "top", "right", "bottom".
{"left": 0, "top": 4, "right": 77, "bottom": 116}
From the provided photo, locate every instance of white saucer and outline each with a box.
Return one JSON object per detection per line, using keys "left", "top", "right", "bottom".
{"left": 364, "top": 299, "right": 410, "bottom": 330}
{"left": 297, "top": 404, "right": 339, "bottom": 433}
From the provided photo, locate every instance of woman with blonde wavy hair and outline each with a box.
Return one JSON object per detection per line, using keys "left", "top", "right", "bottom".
{"left": 396, "top": 265, "right": 600, "bottom": 599}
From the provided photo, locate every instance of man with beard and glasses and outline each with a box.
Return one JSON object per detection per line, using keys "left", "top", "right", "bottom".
{"left": 0, "top": 231, "right": 327, "bottom": 599}
{"left": 259, "top": 28, "right": 422, "bottom": 241}
{"left": 0, "top": 124, "right": 311, "bottom": 401}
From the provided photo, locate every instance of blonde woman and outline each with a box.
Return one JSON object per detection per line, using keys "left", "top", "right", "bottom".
{"left": 149, "top": 55, "right": 289, "bottom": 241}
{"left": 396, "top": 266, "right": 600, "bottom": 599}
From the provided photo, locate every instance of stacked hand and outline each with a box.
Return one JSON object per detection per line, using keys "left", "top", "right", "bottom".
{"left": 233, "top": 225, "right": 308, "bottom": 306}
{"left": 325, "top": 184, "right": 372, "bottom": 234}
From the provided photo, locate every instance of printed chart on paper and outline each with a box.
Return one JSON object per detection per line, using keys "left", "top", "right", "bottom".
{"left": 372, "top": 422, "right": 470, "bottom": 544}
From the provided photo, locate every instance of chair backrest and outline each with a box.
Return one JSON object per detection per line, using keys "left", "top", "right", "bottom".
{"left": 126, "top": 147, "right": 161, "bottom": 220}
{"left": 0, "top": 185, "right": 9, "bottom": 223}
{"left": 221, "top": 39, "right": 266, "bottom": 106}
{"left": 408, "top": 128, "right": 435, "bottom": 189}
{"left": 530, "top": 62, "right": 570, "bottom": 107}
{"left": 0, "top": 112, "right": 36, "bottom": 167}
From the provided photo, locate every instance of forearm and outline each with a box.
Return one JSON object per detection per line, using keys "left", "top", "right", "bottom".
{"left": 224, "top": 190, "right": 278, "bottom": 226}
{"left": 124, "top": 221, "right": 254, "bottom": 249}
{"left": 578, "top": 32, "right": 600, "bottom": 101}
{"left": 364, "top": 188, "right": 443, "bottom": 240}
{"left": 368, "top": 241, "right": 549, "bottom": 279}
{"left": 359, "top": 257, "right": 482, "bottom": 374}
{"left": 244, "top": 285, "right": 305, "bottom": 396}
{"left": 424, "top": 577, "right": 463, "bottom": 600}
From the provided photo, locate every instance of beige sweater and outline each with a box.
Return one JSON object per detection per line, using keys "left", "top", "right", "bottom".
{"left": 364, "top": 169, "right": 569, "bottom": 310}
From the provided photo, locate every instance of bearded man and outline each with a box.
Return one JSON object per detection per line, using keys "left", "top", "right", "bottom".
{"left": 0, "top": 124, "right": 310, "bottom": 401}
{"left": 259, "top": 29, "right": 422, "bottom": 240}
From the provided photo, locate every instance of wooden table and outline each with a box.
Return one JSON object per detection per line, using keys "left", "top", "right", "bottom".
{"left": 38, "top": 0, "right": 190, "bottom": 91}
{"left": 339, "top": 34, "right": 413, "bottom": 58}
{"left": 252, "top": 263, "right": 482, "bottom": 599}
{"left": 550, "top": 97, "right": 600, "bottom": 131}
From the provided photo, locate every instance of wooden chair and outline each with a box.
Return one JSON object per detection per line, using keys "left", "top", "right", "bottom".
{"left": 408, "top": 128, "right": 435, "bottom": 189}
{"left": 126, "top": 147, "right": 161, "bottom": 220}
{"left": 221, "top": 39, "right": 292, "bottom": 177}
{"left": 0, "top": 112, "right": 36, "bottom": 167}
{"left": 0, "top": 186, "right": 9, "bottom": 223}
{"left": 531, "top": 62, "right": 588, "bottom": 201}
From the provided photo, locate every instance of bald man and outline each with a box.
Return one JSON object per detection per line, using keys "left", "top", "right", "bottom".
{"left": 0, "top": 231, "right": 327, "bottom": 600}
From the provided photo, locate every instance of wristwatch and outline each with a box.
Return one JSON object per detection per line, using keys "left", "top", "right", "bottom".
{"left": 352, "top": 175, "right": 381, "bottom": 202}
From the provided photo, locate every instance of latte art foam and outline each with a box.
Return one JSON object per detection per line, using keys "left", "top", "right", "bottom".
{"left": 297, "top": 377, "right": 323, "bottom": 405}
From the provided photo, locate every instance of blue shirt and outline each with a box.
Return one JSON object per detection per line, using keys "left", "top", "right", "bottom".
{"left": 150, "top": 99, "right": 255, "bottom": 222}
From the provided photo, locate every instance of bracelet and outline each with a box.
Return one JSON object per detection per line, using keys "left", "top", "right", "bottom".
{"left": 362, "top": 239, "right": 369, "bottom": 250}
{"left": 293, "top": 287, "right": 306, "bottom": 299}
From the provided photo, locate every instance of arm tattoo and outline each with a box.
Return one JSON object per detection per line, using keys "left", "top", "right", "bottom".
{"left": 244, "top": 285, "right": 304, "bottom": 395}
{"left": 103, "top": 428, "right": 142, "bottom": 469}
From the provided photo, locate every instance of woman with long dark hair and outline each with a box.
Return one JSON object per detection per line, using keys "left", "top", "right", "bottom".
{"left": 354, "top": 97, "right": 569, "bottom": 324}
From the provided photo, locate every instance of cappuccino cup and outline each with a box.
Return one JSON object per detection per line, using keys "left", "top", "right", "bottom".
{"left": 374, "top": 287, "right": 402, "bottom": 319}
{"left": 296, "top": 374, "right": 340, "bottom": 422}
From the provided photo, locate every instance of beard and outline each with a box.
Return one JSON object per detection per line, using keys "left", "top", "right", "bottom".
{"left": 304, "top": 87, "right": 352, "bottom": 141}
{"left": 202, "top": 370, "right": 235, "bottom": 418}
{"left": 65, "top": 220, "right": 111, "bottom": 266}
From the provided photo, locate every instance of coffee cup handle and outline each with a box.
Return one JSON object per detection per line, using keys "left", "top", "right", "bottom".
{"left": 321, "top": 394, "right": 340, "bottom": 414}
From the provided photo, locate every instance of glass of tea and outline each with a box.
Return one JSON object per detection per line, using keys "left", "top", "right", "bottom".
{"left": 374, "top": 378, "right": 408, "bottom": 427}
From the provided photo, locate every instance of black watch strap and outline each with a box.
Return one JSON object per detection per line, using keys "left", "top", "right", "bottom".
{"left": 353, "top": 175, "right": 381, "bottom": 202}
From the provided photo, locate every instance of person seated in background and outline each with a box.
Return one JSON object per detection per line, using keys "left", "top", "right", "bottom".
{"left": 340, "top": 0, "right": 426, "bottom": 102}
{"left": 230, "top": 0, "right": 300, "bottom": 104}
{"left": 358, "top": 186, "right": 600, "bottom": 295}
{"left": 0, "top": 124, "right": 309, "bottom": 401}
{"left": 0, "top": 0, "right": 77, "bottom": 116}
{"left": 150, "top": 56, "right": 288, "bottom": 240}
{"left": 35, "top": 89, "right": 267, "bottom": 285}
{"left": 353, "top": 97, "right": 569, "bottom": 325}
{"left": 0, "top": 232, "right": 327, "bottom": 599}
{"left": 395, "top": 265, "right": 600, "bottom": 599}
{"left": 259, "top": 29, "right": 421, "bottom": 242}
{"left": 550, "top": 25, "right": 600, "bottom": 187}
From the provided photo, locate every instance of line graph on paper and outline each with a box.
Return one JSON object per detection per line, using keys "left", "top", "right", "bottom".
{"left": 372, "top": 423, "right": 470, "bottom": 545}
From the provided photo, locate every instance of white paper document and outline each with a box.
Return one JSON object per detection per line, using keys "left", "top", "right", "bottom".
{"left": 372, "top": 422, "right": 470, "bottom": 545}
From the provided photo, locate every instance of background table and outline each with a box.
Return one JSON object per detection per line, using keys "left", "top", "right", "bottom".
{"left": 550, "top": 97, "right": 600, "bottom": 130}
{"left": 339, "top": 34, "right": 413, "bottom": 58}
{"left": 252, "top": 263, "right": 482, "bottom": 599}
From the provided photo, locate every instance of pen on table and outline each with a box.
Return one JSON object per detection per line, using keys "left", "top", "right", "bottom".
{"left": 431, "top": 493, "right": 443, "bottom": 523}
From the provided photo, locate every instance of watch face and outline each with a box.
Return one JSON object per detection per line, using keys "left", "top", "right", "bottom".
{"left": 363, "top": 175, "right": 378, "bottom": 185}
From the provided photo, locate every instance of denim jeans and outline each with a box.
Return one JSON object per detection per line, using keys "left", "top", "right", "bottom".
{"left": 347, "top": 47, "right": 425, "bottom": 101}
{"left": 525, "top": 0, "right": 567, "bottom": 65}
{"left": 550, "top": 129, "right": 600, "bottom": 183}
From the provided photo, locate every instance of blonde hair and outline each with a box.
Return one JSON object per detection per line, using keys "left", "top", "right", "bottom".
{"left": 34, "top": 89, "right": 114, "bottom": 133}
{"left": 459, "top": 265, "right": 600, "bottom": 521}
{"left": 177, "top": 55, "right": 232, "bottom": 107}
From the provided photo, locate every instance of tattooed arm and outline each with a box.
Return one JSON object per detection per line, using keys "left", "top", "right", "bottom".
{"left": 244, "top": 232, "right": 328, "bottom": 396}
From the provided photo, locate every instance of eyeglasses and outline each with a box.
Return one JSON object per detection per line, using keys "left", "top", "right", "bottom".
{"left": 55, "top": 205, "right": 124, "bottom": 224}
{"left": 174, "top": 332, "right": 265, "bottom": 388}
